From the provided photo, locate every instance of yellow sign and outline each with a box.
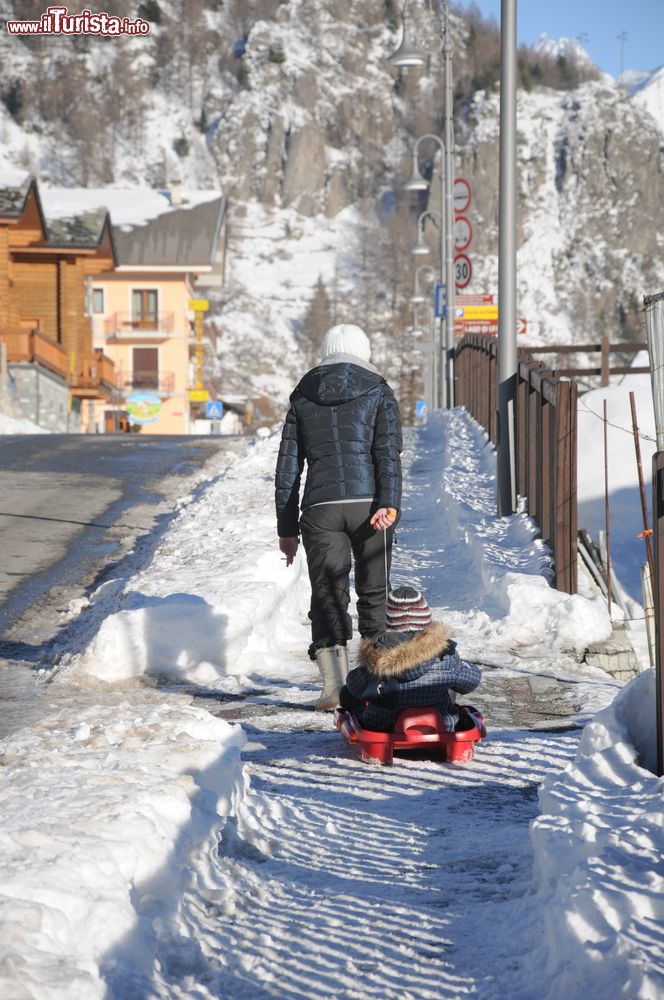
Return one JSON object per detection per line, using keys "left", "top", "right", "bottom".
{"left": 458, "top": 306, "right": 499, "bottom": 320}
{"left": 188, "top": 299, "right": 209, "bottom": 312}
{"left": 189, "top": 389, "right": 209, "bottom": 402}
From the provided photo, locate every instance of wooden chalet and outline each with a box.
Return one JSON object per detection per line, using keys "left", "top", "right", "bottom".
{"left": 0, "top": 172, "right": 117, "bottom": 426}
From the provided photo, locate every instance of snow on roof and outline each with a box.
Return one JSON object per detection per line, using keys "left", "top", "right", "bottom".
{"left": 39, "top": 186, "right": 222, "bottom": 229}
{"left": 0, "top": 168, "right": 30, "bottom": 190}
{"left": 0, "top": 169, "right": 32, "bottom": 216}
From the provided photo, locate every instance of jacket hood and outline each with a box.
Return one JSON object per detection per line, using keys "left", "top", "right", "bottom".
{"left": 296, "top": 362, "right": 385, "bottom": 407}
{"left": 359, "top": 622, "right": 453, "bottom": 679}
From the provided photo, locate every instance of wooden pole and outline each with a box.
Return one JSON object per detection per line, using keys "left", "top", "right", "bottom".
{"left": 603, "top": 399, "right": 612, "bottom": 619}
{"left": 600, "top": 335, "right": 610, "bottom": 387}
{"left": 653, "top": 452, "right": 664, "bottom": 776}
{"left": 629, "top": 390, "right": 655, "bottom": 582}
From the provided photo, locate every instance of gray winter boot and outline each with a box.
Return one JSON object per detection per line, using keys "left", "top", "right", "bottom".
{"left": 314, "top": 644, "right": 349, "bottom": 711}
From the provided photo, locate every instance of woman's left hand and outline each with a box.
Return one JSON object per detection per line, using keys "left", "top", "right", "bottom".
{"left": 279, "top": 536, "right": 299, "bottom": 566}
{"left": 370, "top": 507, "right": 397, "bottom": 531}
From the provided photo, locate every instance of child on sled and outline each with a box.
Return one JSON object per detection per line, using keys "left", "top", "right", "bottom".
{"left": 339, "top": 585, "right": 481, "bottom": 733}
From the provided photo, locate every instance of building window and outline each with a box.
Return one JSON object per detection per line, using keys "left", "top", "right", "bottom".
{"left": 132, "top": 289, "right": 158, "bottom": 329}
{"left": 92, "top": 288, "right": 105, "bottom": 314}
{"left": 132, "top": 346, "right": 159, "bottom": 390}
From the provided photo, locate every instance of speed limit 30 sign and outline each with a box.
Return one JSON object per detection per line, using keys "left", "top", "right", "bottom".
{"left": 454, "top": 253, "right": 472, "bottom": 290}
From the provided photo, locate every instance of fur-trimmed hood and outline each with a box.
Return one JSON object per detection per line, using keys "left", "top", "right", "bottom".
{"left": 359, "top": 623, "right": 453, "bottom": 679}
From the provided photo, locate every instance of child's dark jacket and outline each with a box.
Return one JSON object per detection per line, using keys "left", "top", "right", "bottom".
{"left": 339, "top": 623, "right": 481, "bottom": 733}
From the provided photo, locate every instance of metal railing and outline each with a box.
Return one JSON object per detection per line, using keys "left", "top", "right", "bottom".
{"left": 104, "top": 312, "right": 175, "bottom": 336}
{"left": 115, "top": 371, "right": 175, "bottom": 394}
{"left": 455, "top": 333, "right": 578, "bottom": 594}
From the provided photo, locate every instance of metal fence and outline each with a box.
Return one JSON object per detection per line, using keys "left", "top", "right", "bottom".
{"left": 455, "top": 333, "right": 578, "bottom": 594}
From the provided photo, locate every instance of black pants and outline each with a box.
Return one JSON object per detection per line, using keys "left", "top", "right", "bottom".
{"left": 299, "top": 501, "right": 397, "bottom": 651}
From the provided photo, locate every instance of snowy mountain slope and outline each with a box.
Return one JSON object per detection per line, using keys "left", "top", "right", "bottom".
{"left": 533, "top": 33, "right": 596, "bottom": 72}
{"left": 455, "top": 78, "right": 664, "bottom": 346}
{"left": 631, "top": 65, "right": 664, "bottom": 136}
{"left": 1, "top": 3, "right": 664, "bottom": 403}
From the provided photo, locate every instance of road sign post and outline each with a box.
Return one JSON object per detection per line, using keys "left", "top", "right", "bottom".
{"left": 434, "top": 284, "right": 447, "bottom": 317}
{"left": 205, "top": 400, "right": 223, "bottom": 420}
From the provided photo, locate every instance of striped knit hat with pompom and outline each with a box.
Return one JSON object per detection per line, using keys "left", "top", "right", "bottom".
{"left": 385, "top": 585, "right": 432, "bottom": 632}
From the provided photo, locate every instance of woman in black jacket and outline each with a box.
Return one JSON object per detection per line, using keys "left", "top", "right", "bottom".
{"left": 275, "top": 324, "right": 403, "bottom": 709}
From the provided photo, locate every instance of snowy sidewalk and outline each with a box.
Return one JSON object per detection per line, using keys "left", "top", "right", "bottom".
{"left": 1, "top": 410, "right": 663, "bottom": 999}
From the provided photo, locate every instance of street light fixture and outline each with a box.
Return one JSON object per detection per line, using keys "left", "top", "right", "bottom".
{"left": 404, "top": 153, "right": 429, "bottom": 192}
{"left": 411, "top": 263, "right": 436, "bottom": 303}
{"left": 411, "top": 210, "right": 440, "bottom": 257}
{"left": 388, "top": 7, "right": 426, "bottom": 67}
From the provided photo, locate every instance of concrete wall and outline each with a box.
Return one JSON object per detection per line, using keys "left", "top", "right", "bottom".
{"left": 8, "top": 363, "right": 79, "bottom": 432}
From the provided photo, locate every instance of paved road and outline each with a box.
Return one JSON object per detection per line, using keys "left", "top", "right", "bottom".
{"left": 0, "top": 433, "right": 244, "bottom": 674}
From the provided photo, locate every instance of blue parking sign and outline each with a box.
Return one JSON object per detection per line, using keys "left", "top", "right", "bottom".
{"left": 206, "top": 401, "right": 223, "bottom": 419}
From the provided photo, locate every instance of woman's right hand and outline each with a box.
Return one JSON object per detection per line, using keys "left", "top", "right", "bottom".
{"left": 370, "top": 508, "right": 397, "bottom": 531}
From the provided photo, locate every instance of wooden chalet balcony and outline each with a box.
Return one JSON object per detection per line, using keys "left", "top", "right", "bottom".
{"left": 1, "top": 329, "right": 68, "bottom": 380}
{"left": 70, "top": 349, "right": 116, "bottom": 398}
{"left": 104, "top": 312, "right": 176, "bottom": 338}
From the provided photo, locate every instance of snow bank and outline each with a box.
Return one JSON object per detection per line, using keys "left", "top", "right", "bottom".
{"left": 531, "top": 669, "right": 664, "bottom": 998}
{"left": 75, "top": 436, "right": 312, "bottom": 689}
{"left": 0, "top": 698, "right": 246, "bottom": 1000}
{"left": 0, "top": 412, "right": 50, "bottom": 434}
{"left": 491, "top": 572, "right": 611, "bottom": 654}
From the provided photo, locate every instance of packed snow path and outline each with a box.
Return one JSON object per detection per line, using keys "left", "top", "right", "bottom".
{"left": 107, "top": 410, "right": 616, "bottom": 999}
{"left": 160, "top": 716, "right": 579, "bottom": 1000}
{"left": 3, "top": 409, "right": 640, "bottom": 999}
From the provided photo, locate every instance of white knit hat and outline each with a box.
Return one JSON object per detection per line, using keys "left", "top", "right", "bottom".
{"left": 319, "top": 324, "right": 371, "bottom": 363}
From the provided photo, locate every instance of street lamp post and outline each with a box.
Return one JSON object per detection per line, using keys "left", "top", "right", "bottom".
{"left": 404, "top": 134, "right": 448, "bottom": 411}
{"left": 442, "top": 0, "right": 456, "bottom": 408}
{"left": 410, "top": 209, "right": 446, "bottom": 407}
{"left": 390, "top": 2, "right": 456, "bottom": 409}
{"left": 497, "top": 0, "right": 518, "bottom": 516}
{"left": 411, "top": 264, "right": 437, "bottom": 408}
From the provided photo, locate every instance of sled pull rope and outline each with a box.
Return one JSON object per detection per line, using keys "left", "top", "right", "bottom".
{"left": 384, "top": 523, "right": 389, "bottom": 603}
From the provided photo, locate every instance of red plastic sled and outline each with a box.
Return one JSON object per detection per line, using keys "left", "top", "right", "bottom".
{"left": 334, "top": 705, "right": 487, "bottom": 766}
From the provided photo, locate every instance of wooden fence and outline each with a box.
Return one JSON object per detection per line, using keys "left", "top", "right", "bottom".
{"left": 455, "top": 334, "right": 578, "bottom": 594}
{"left": 653, "top": 452, "right": 664, "bottom": 774}
{"left": 526, "top": 337, "right": 647, "bottom": 385}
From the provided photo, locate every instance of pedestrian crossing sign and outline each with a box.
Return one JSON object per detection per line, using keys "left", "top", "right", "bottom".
{"left": 206, "top": 401, "right": 223, "bottom": 419}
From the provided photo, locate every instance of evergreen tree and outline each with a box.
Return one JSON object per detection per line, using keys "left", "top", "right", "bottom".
{"left": 300, "top": 277, "right": 332, "bottom": 366}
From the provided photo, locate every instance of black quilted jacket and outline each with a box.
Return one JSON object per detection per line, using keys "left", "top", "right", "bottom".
{"left": 275, "top": 361, "right": 402, "bottom": 537}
